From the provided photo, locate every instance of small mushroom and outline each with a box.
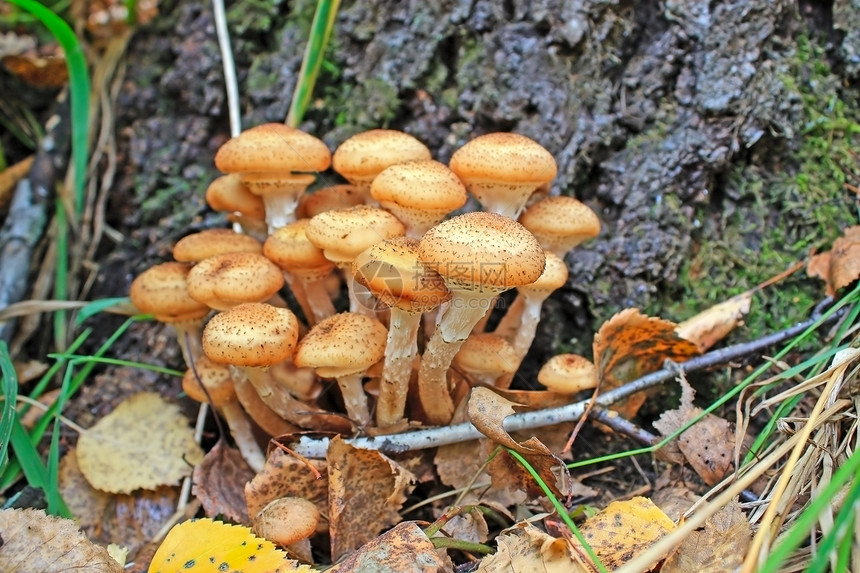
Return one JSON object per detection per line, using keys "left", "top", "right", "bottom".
{"left": 297, "top": 184, "right": 363, "bottom": 218}
{"left": 518, "top": 196, "right": 601, "bottom": 258}
{"left": 453, "top": 333, "right": 518, "bottom": 386}
{"left": 204, "top": 173, "right": 267, "bottom": 239}
{"left": 253, "top": 497, "right": 319, "bottom": 553}
{"left": 172, "top": 228, "right": 263, "bottom": 263}
{"left": 293, "top": 312, "right": 388, "bottom": 426}
{"left": 186, "top": 252, "right": 285, "bottom": 311}
{"left": 537, "top": 354, "right": 597, "bottom": 394}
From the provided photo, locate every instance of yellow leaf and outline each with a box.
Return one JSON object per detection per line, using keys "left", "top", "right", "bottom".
{"left": 477, "top": 522, "right": 590, "bottom": 572}
{"left": 149, "top": 518, "right": 313, "bottom": 573}
{"left": 675, "top": 291, "right": 752, "bottom": 352}
{"left": 76, "top": 392, "right": 204, "bottom": 494}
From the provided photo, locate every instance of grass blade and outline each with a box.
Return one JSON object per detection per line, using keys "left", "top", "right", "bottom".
{"left": 0, "top": 341, "right": 19, "bottom": 474}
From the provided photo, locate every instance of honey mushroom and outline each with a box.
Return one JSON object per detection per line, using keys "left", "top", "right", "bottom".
{"left": 204, "top": 173, "right": 268, "bottom": 240}
{"left": 297, "top": 184, "right": 363, "bottom": 218}
{"left": 186, "top": 252, "right": 285, "bottom": 311}
{"left": 417, "top": 212, "right": 546, "bottom": 425}
{"left": 215, "top": 123, "right": 331, "bottom": 232}
{"left": 452, "top": 333, "right": 518, "bottom": 387}
{"left": 172, "top": 228, "right": 263, "bottom": 263}
{"left": 352, "top": 237, "right": 450, "bottom": 428}
{"left": 537, "top": 353, "right": 598, "bottom": 394}
{"left": 252, "top": 497, "right": 319, "bottom": 561}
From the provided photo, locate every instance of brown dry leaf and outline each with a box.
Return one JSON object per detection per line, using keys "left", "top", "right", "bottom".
{"left": 435, "top": 440, "right": 526, "bottom": 512}
{"left": 193, "top": 439, "right": 255, "bottom": 524}
{"left": 2, "top": 52, "right": 68, "bottom": 87}
{"left": 653, "top": 379, "right": 736, "bottom": 485}
{"left": 0, "top": 508, "right": 122, "bottom": 572}
{"left": 327, "top": 521, "right": 447, "bottom": 572}
{"left": 594, "top": 309, "right": 700, "bottom": 418}
{"left": 58, "top": 448, "right": 112, "bottom": 537}
{"left": 468, "top": 387, "right": 572, "bottom": 498}
{"left": 675, "top": 291, "right": 752, "bottom": 352}
{"left": 807, "top": 225, "right": 860, "bottom": 295}
{"left": 245, "top": 445, "right": 328, "bottom": 532}
{"left": 574, "top": 497, "right": 676, "bottom": 571}
{"left": 477, "top": 521, "right": 590, "bottom": 572}
{"left": 327, "top": 435, "right": 416, "bottom": 562}
{"left": 662, "top": 499, "right": 751, "bottom": 573}
{"left": 76, "top": 392, "right": 204, "bottom": 494}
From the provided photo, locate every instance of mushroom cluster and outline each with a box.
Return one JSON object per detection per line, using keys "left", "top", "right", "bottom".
{"left": 129, "top": 123, "right": 602, "bottom": 465}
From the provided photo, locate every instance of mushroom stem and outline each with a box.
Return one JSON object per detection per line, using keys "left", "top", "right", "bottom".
{"left": 281, "top": 271, "right": 314, "bottom": 325}
{"left": 511, "top": 295, "right": 542, "bottom": 359}
{"left": 231, "top": 371, "right": 294, "bottom": 437}
{"left": 244, "top": 174, "right": 314, "bottom": 232}
{"left": 377, "top": 309, "right": 422, "bottom": 428}
{"left": 335, "top": 373, "right": 371, "bottom": 425}
{"left": 220, "top": 401, "right": 266, "bottom": 472}
{"left": 491, "top": 294, "right": 526, "bottom": 340}
{"left": 240, "top": 365, "right": 324, "bottom": 429}
{"left": 172, "top": 322, "right": 204, "bottom": 370}
{"left": 418, "top": 292, "right": 493, "bottom": 425}
{"left": 301, "top": 276, "right": 337, "bottom": 324}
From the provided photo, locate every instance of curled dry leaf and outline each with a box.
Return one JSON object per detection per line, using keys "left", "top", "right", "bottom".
{"left": 675, "top": 291, "right": 752, "bottom": 352}
{"left": 477, "top": 521, "right": 590, "bottom": 572}
{"left": 76, "top": 392, "right": 204, "bottom": 494}
{"left": 468, "top": 387, "right": 573, "bottom": 498}
{"left": 327, "top": 522, "right": 446, "bottom": 573}
{"left": 807, "top": 225, "right": 860, "bottom": 296}
{"left": 594, "top": 309, "right": 700, "bottom": 418}
{"left": 0, "top": 508, "right": 122, "bottom": 572}
{"left": 662, "top": 499, "right": 751, "bottom": 573}
{"left": 193, "top": 439, "right": 255, "bottom": 524}
{"left": 327, "top": 436, "right": 416, "bottom": 562}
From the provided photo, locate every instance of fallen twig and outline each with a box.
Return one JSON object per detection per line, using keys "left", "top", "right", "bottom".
{"left": 291, "top": 299, "right": 843, "bottom": 458}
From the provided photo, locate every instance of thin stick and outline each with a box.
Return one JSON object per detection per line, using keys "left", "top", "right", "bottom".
{"left": 211, "top": 0, "right": 241, "bottom": 137}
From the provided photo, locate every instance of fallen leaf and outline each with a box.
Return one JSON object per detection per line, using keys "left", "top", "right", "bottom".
{"left": 193, "top": 439, "right": 255, "bottom": 524}
{"left": 327, "top": 522, "right": 446, "bottom": 572}
{"left": 468, "top": 387, "right": 573, "bottom": 498}
{"left": 58, "top": 448, "right": 111, "bottom": 538}
{"left": 76, "top": 392, "right": 204, "bottom": 494}
{"left": 807, "top": 225, "right": 860, "bottom": 295}
{"left": 327, "top": 436, "right": 415, "bottom": 562}
{"left": 435, "top": 439, "right": 526, "bottom": 511}
{"left": 662, "top": 499, "right": 751, "bottom": 572}
{"left": 2, "top": 52, "right": 68, "bottom": 87}
{"left": 477, "top": 521, "right": 590, "bottom": 572}
{"left": 0, "top": 508, "right": 122, "bottom": 572}
{"left": 148, "top": 518, "right": 313, "bottom": 573}
{"left": 675, "top": 291, "right": 752, "bottom": 352}
{"left": 652, "top": 378, "right": 736, "bottom": 485}
{"left": 573, "top": 497, "right": 676, "bottom": 571}
{"left": 593, "top": 309, "right": 700, "bottom": 418}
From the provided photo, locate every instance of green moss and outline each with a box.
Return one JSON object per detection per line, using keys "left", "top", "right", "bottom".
{"left": 320, "top": 78, "right": 402, "bottom": 132}
{"left": 226, "top": 0, "right": 285, "bottom": 36}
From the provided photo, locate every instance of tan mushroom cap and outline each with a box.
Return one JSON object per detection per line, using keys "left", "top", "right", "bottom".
{"left": 450, "top": 132, "right": 557, "bottom": 185}
{"left": 293, "top": 312, "right": 387, "bottom": 378}
{"left": 186, "top": 252, "right": 284, "bottom": 311}
{"left": 173, "top": 229, "right": 263, "bottom": 263}
{"left": 453, "top": 333, "right": 518, "bottom": 379}
{"left": 204, "top": 173, "right": 266, "bottom": 220}
{"left": 518, "top": 196, "right": 601, "bottom": 256}
{"left": 129, "top": 262, "right": 209, "bottom": 322}
{"left": 215, "top": 123, "right": 331, "bottom": 175}
{"left": 518, "top": 250, "right": 569, "bottom": 298}
{"left": 202, "top": 302, "right": 299, "bottom": 367}
{"left": 332, "top": 129, "right": 431, "bottom": 186}
{"left": 370, "top": 160, "right": 468, "bottom": 235}
{"left": 352, "top": 237, "right": 450, "bottom": 313}
{"left": 253, "top": 497, "right": 320, "bottom": 546}
{"left": 263, "top": 220, "right": 335, "bottom": 281}
{"left": 418, "top": 212, "right": 546, "bottom": 294}
{"left": 297, "top": 184, "right": 364, "bottom": 218}
{"left": 305, "top": 205, "right": 406, "bottom": 265}
{"left": 537, "top": 353, "right": 597, "bottom": 394}
{"left": 182, "top": 356, "right": 236, "bottom": 405}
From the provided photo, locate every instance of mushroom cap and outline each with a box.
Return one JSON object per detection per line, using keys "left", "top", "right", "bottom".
{"left": 186, "top": 252, "right": 285, "bottom": 311}
{"left": 352, "top": 237, "right": 450, "bottom": 313}
{"left": 332, "top": 129, "right": 431, "bottom": 184}
{"left": 263, "top": 220, "right": 335, "bottom": 280}
{"left": 418, "top": 212, "right": 546, "bottom": 294}
{"left": 205, "top": 173, "right": 267, "bottom": 219}
{"left": 449, "top": 132, "right": 557, "bottom": 185}
{"left": 202, "top": 302, "right": 299, "bottom": 367}
{"left": 129, "top": 262, "right": 209, "bottom": 322}
{"left": 518, "top": 196, "right": 601, "bottom": 255}
{"left": 293, "top": 312, "right": 387, "bottom": 377}
{"left": 537, "top": 353, "right": 597, "bottom": 394}
{"left": 517, "top": 250, "right": 569, "bottom": 299}
{"left": 182, "top": 356, "right": 236, "bottom": 406}
{"left": 253, "top": 497, "right": 320, "bottom": 546}
{"left": 173, "top": 229, "right": 263, "bottom": 263}
{"left": 453, "top": 333, "right": 518, "bottom": 379}
{"left": 305, "top": 205, "right": 406, "bottom": 265}
{"left": 297, "top": 184, "right": 364, "bottom": 219}
{"left": 215, "top": 123, "right": 331, "bottom": 174}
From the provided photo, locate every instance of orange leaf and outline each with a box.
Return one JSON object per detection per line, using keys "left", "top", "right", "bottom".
{"left": 675, "top": 291, "right": 752, "bottom": 352}
{"left": 192, "top": 439, "right": 255, "bottom": 524}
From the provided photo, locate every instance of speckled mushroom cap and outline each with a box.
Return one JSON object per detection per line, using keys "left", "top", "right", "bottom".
{"left": 518, "top": 196, "right": 601, "bottom": 256}
{"left": 537, "top": 353, "right": 597, "bottom": 394}
{"left": 214, "top": 123, "right": 331, "bottom": 175}
{"left": 204, "top": 173, "right": 266, "bottom": 220}
{"left": 129, "top": 262, "right": 209, "bottom": 322}
{"left": 352, "top": 237, "right": 450, "bottom": 313}
{"left": 173, "top": 229, "right": 263, "bottom": 263}
{"left": 293, "top": 312, "right": 387, "bottom": 378}
{"left": 186, "top": 252, "right": 285, "bottom": 311}
{"left": 370, "top": 160, "right": 468, "bottom": 236}
{"left": 418, "top": 212, "right": 546, "bottom": 294}
{"left": 518, "top": 250, "right": 569, "bottom": 299}
{"left": 263, "top": 220, "right": 335, "bottom": 281}
{"left": 332, "top": 129, "right": 431, "bottom": 187}
{"left": 202, "top": 302, "right": 299, "bottom": 367}
{"left": 305, "top": 205, "right": 406, "bottom": 265}
{"left": 253, "top": 497, "right": 320, "bottom": 546}
{"left": 453, "top": 333, "right": 518, "bottom": 379}
{"left": 297, "top": 184, "right": 364, "bottom": 219}
{"left": 182, "top": 356, "right": 236, "bottom": 405}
